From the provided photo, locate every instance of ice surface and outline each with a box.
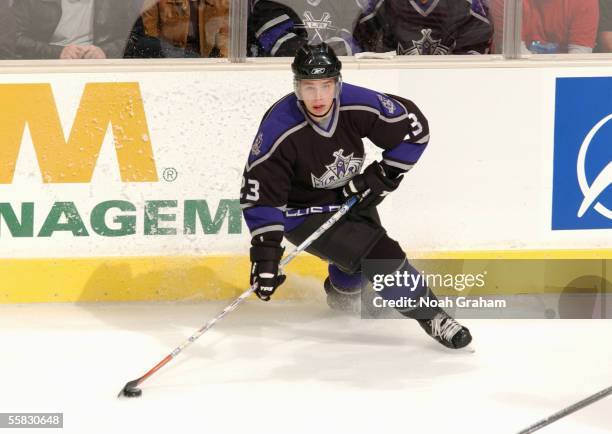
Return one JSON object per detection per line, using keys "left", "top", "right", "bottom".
{"left": 0, "top": 301, "right": 610, "bottom": 434}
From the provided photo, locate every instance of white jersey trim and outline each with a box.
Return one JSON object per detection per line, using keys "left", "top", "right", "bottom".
{"left": 297, "top": 98, "right": 340, "bottom": 138}
{"left": 467, "top": 0, "right": 491, "bottom": 24}
{"left": 383, "top": 159, "right": 414, "bottom": 171}
{"left": 256, "top": 14, "right": 291, "bottom": 38}
{"left": 359, "top": 0, "right": 385, "bottom": 24}
{"left": 245, "top": 121, "right": 308, "bottom": 172}
{"left": 415, "top": 133, "right": 430, "bottom": 144}
{"left": 339, "top": 105, "right": 409, "bottom": 123}
{"left": 409, "top": 0, "right": 441, "bottom": 17}
{"left": 251, "top": 224, "right": 285, "bottom": 237}
{"left": 271, "top": 33, "right": 297, "bottom": 56}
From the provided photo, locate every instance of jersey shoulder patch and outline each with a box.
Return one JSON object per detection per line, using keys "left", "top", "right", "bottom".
{"left": 340, "top": 83, "right": 407, "bottom": 119}
{"left": 247, "top": 93, "right": 306, "bottom": 170}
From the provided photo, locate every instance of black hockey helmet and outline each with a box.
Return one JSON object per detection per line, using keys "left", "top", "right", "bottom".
{"left": 291, "top": 43, "right": 342, "bottom": 80}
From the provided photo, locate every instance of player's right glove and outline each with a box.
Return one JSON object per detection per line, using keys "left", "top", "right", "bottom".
{"left": 342, "top": 160, "right": 403, "bottom": 207}
{"left": 250, "top": 244, "right": 286, "bottom": 301}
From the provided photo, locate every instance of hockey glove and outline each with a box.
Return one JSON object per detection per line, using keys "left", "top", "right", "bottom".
{"left": 250, "top": 245, "right": 286, "bottom": 301}
{"left": 342, "top": 161, "right": 403, "bottom": 208}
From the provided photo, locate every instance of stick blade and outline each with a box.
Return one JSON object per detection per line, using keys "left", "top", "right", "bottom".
{"left": 117, "top": 379, "right": 143, "bottom": 398}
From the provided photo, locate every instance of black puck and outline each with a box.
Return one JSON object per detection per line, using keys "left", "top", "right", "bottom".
{"left": 124, "top": 387, "right": 142, "bottom": 398}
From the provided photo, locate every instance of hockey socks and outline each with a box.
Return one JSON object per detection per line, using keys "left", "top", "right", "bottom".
{"left": 365, "top": 257, "right": 472, "bottom": 349}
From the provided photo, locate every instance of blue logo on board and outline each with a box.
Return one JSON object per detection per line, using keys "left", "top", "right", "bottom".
{"left": 552, "top": 77, "right": 612, "bottom": 230}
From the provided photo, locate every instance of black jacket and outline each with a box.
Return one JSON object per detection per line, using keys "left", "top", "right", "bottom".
{"left": 14, "top": 0, "right": 133, "bottom": 59}
{"left": 0, "top": 0, "right": 15, "bottom": 59}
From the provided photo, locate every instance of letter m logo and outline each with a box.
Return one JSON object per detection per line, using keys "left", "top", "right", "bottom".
{"left": 0, "top": 83, "right": 158, "bottom": 183}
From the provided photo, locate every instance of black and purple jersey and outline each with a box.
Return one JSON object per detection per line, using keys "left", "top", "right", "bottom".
{"left": 248, "top": 0, "right": 383, "bottom": 56}
{"left": 362, "top": 0, "right": 492, "bottom": 55}
{"left": 240, "top": 82, "right": 430, "bottom": 239}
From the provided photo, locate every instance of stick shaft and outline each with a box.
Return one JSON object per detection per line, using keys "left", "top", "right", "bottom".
{"left": 129, "top": 195, "right": 359, "bottom": 389}
{"left": 517, "top": 385, "right": 612, "bottom": 434}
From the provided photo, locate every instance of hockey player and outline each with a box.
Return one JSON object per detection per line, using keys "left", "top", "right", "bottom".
{"left": 240, "top": 42, "right": 472, "bottom": 349}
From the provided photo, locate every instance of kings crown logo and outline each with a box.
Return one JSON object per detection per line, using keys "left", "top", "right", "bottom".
{"left": 377, "top": 94, "right": 396, "bottom": 114}
{"left": 311, "top": 149, "right": 363, "bottom": 189}
{"left": 398, "top": 29, "right": 453, "bottom": 55}
{"left": 251, "top": 132, "right": 263, "bottom": 156}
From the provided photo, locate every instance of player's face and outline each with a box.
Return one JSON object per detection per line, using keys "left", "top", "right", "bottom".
{"left": 298, "top": 78, "right": 336, "bottom": 118}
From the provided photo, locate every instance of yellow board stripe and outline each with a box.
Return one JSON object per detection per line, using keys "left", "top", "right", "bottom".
{"left": 0, "top": 256, "right": 328, "bottom": 303}
{"left": 411, "top": 249, "right": 612, "bottom": 259}
{"left": 0, "top": 249, "right": 610, "bottom": 303}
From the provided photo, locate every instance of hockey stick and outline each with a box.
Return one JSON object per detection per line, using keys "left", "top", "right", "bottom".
{"left": 117, "top": 193, "right": 364, "bottom": 398}
{"left": 517, "top": 385, "right": 612, "bottom": 434}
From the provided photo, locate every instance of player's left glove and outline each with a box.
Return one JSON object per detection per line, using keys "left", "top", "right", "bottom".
{"left": 342, "top": 161, "right": 403, "bottom": 207}
{"left": 250, "top": 244, "right": 286, "bottom": 301}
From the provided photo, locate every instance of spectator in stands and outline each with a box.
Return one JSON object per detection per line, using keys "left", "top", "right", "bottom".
{"left": 248, "top": 0, "right": 306, "bottom": 57}
{"left": 14, "top": 0, "right": 133, "bottom": 59}
{"left": 247, "top": 0, "right": 380, "bottom": 57}
{"left": 488, "top": 0, "right": 505, "bottom": 54}
{"left": 139, "top": 0, "right": 229, "bottom": 58}
{"left": 201, "top": 0, "right": 230, "bottom": 57}
{"left": 522, "top": 0, "right": 599, "bottom": 54}
{"left": 598, "top": 0, "right": 612, "bottom": 52}
{"left": 0, "top": 0, "right": 15, "bottom": 59}
{"left": 124, "top": 16, "right": 161, "bottom": 58}
{"left": 360, "top": 0, "right": 493, "bottom": 55}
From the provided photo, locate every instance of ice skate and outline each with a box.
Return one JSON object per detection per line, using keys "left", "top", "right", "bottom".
{"left": 418, "top": 311, "right": 472, "bottom": 350}
{"left": 324, "top": 277, "right": 361, "bottom": 314}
